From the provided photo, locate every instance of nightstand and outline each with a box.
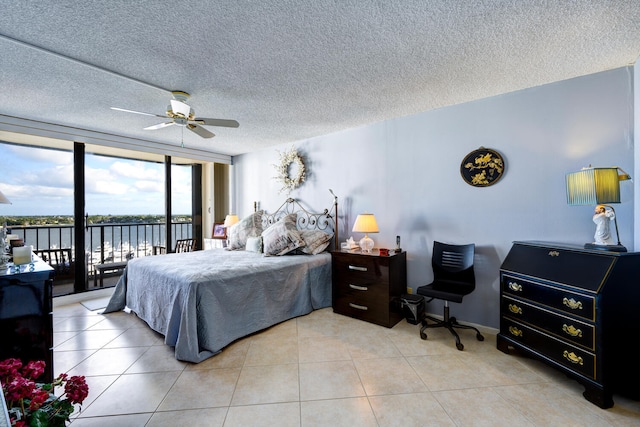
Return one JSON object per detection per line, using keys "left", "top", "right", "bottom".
{"left": 331, "top": 250, "right": 407, "bottom": 327}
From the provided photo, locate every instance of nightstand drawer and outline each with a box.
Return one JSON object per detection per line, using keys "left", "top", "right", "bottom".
{"left": 502, "top": 274, "right": 595, "bottom": 322}
{"left": 332, "top": 255, "right": 390, "bottom": 283}
{"left": 502, "top": 318, "right": 596, "bottom": 380}
{"left": 333, "top": 295, "right": 390, "bottom": 326}
{"left": 501, "top": 295, "right": 595, "bottom": 350}
{"left": 337, "top": 280, "right": 388, "bottom": 302}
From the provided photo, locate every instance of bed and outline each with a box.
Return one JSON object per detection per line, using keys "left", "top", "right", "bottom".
{"left": 102, "top": 195, "right": 337, "bottom": 363}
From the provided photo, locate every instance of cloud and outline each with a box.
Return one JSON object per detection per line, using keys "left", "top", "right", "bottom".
{"left": 135, "top": 180, "right": 164, "bottom": 193}
{"left": 110, "top": 161, "right": 163, "bottom": 180}
{"left": 7, "top": 144, "right": 72, "bottom": 165}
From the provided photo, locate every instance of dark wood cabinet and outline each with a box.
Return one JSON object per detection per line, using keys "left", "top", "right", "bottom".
{"left": 332, "top": 250, "right": 406, "bottom": 328}
{"left": 0, "top": 259, "right": 55, "bottom": 383}
{"left": 497, "top": 241, "right": 640, "bottom": 408}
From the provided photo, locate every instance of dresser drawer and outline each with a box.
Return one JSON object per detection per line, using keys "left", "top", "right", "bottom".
{"left": 336, "top": 280, "right": 389, "bottom": 303}
{"left": 501, "top": 295, "right": 595, "bottom": 350}
{"left": 333, "top": 254, "right": 389, "bottom": 284}
{"left": 502, "top": 274, "right": 595, "bottom": 322}
{"left": 333, "top": 295, "right": 390, "bottom": 326}
{"left": 502, "top": 318, "right": 596, "bottom": 380}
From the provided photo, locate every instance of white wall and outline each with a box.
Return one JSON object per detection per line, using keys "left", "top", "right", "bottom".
{"left": 232, "top": 66, "right": 636, "bottom": 329}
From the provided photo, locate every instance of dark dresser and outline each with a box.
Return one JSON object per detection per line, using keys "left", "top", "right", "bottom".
{"left": 498, "top": 241, "right": 640, "bottom": 408}
{"left": 332, "top": 250, "right": 407, "bottom": 328}
{"left": 0, "top": 258, "right": 55, "bottom": 383}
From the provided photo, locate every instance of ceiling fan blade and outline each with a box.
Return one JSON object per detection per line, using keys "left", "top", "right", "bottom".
{"left": 193, "top": 118, "right": 240, "bottom": 128}
{"left": 170, "top": 100, "right": 192, "bottom": 118}
{"left": 111, "top": 107, "right": 168, "bottom": 118}
{"left": 144, "top": 122, "right": 174, "bottom": 130}
{"left": 187, "top": 124, "right": 215, "bottom": 138}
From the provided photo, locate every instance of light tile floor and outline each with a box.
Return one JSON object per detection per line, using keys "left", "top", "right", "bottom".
{"left": 52, "top": 296, "right": 640, "bottom": 426}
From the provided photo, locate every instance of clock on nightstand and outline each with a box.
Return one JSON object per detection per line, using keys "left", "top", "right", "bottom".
{"left": 331, "top": 250, "right": 407, "bottom": 328}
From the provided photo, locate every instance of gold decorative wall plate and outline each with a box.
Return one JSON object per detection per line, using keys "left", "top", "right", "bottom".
{"left": 460, "top": 147, "right": 505, "bottom": 187}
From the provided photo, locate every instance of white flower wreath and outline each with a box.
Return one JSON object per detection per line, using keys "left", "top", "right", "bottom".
{"left": 273, "top": 147, "right": 306, "bottom": 194}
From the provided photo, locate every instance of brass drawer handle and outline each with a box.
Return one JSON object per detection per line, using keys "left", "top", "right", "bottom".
{"left": 508, "top": 304, "right": 523, "bottom": 315}
{"left": 562, "top": 297, "right": 583, "bottom": 310}
{"left": 548, "top": 251, "right": 560, "bottom": 257}
{"left": 348, "top": 265, "right": 368, "bottom": 272}
{"left": 349, "top": 284, "right": 368, "bottom": 291}
{"left": 508, "top": 326, "right": 523, "bottom": 337}
{"left": 563, "top": 350, "right": 584, "bottom": 365}
{"left": 562, "top": 324, "right": 583, "bottom": 338}
{"left": 508, "top": 281, "right": 522, "bottom": 292}
{"left": 349, "top": 303, "right": 368, "bottom": 311}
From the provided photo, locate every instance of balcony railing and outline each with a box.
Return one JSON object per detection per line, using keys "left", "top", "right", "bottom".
{"left": 7, "top": 221, "right": 193, "bottom": 274}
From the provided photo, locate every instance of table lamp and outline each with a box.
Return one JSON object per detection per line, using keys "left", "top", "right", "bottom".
{"left": 352, "top": 213, "right": 379, "bottom": 253}
{"left": 223, "top": 214, "right": 239, "bottom": 228}
{"left": 566, "top": 166, "right": 631, "bottom": 252}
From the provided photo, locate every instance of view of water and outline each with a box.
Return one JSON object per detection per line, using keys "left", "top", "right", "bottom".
{"left": 12, "top": 223, "right": 192, "bottom": 264}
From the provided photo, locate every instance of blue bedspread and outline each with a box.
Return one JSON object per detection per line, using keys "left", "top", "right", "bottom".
{"left": 103, "top": 249, "right": 332, "bottom": 362}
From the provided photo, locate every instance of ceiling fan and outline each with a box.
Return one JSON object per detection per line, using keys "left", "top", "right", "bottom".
{"left": 111, "top": 91, "right": 239, "bottom": 139}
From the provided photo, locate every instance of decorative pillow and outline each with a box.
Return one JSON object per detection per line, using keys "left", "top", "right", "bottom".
{"left": 245, "top": 236, "right": 263, "bottom": 253}
{"left": 261, "top": 213, "right": 304, "bottom": 256}
{"left": 298, "top": 230, "right": 333, "bottom": 255}
{"left": 227, "top": 210, "right": 264, "bottom": 250}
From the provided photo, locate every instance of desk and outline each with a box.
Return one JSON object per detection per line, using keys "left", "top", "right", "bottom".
{"left": 0, "top": 258, "right": 54, "bottom": 383}
{"left": 498, "top": 241, "right": 640, "bottom": 408}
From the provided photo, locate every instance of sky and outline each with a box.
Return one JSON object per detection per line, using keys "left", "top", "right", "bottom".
{"left": 0, "top": 142, "right": 192, "bottom": 216}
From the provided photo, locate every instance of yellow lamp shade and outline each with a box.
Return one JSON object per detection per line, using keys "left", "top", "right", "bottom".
{"left": 223, "top": 214, "right": 239, "bottom": 227}
{"left": 352, "top": 213, "right": 379, "bottom": 253}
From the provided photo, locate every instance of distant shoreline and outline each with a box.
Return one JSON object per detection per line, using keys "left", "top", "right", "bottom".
{"left": 0, "top": 215, "right": 192, "bottom": 227}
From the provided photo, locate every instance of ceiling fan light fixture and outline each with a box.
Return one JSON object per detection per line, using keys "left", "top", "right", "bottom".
{"left": 170, "top": 99, "right": 192, "bottom": 119}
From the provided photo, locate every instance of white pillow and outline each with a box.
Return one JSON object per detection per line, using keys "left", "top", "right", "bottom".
{"left": 227, "top": 210, "right": 264, "bottom": 250}
{"left": 245, "top": 236, "right": 263, "bottom": 253}
{"left": 261, "top": 213, "right": 304, "bottom": 256}
{"left": 298, "top": 230, "right": 333, "bottom": 254}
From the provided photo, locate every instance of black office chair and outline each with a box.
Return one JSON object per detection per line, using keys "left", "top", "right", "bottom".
{"left": 416, "top": 241, "right": 484, "bottom": 351}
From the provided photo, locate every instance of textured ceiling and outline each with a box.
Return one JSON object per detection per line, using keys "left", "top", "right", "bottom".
{"left": 0, "top": 1, "right": 638, "bottom": 158}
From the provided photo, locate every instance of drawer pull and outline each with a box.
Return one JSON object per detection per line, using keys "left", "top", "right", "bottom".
{"left": 349, "top": 284, "right": 368, "bottom": 291}
{"left": 508, "top": 304, "right": 523, "bottom": 315}
{"left": 548, "top": 251, "right": 560, "bottom": 257}
{"left": 562, "top": 324, "right": 583, "bottom": 338}
{"left": 508, "top": 326, "right": 523, "bottom": 337}
{"left": 348, "top": 265, "right": 368, "bottom": 272}
{"left": 563, "top": 350, "right": 584, "bottom": 365}
{"left": 508, "top": 281, "right": 522, "bottom": 292}
{"left": 349, "top": 303, "right": 368, "bottom": 311}
{"left": 562, "top": 297, "right": 583, "bottom": 310}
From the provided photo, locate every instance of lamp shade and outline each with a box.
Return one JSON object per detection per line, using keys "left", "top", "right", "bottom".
{"left": 352, "top": 213, "right": 379, "bottom": 234}
{"left": 223, "top": 214, "right": 239, "bottom": 227}
{"left": 566, "top": 167, "right": 621, "bottom": 206}
{"left": 352, "top": 213, "right": 378, "bottom": 253}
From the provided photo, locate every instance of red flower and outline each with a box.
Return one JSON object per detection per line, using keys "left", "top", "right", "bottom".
{"left": 5, "top": 377, "right": 35, "bottom": 402}
{"left": 22, "top": 360, "right": 46, "bottom": 380}
{"left": 1, "top": 358, "right": 89, "bottom": 426}
{"left": 64, "top": 375, "right": 89, "bottom": 404}
{"left": 0, "top": 358, "right": 22, "bottom": 381}
{"left": 29, "top": 388, "right": 50, "bottom": 410}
